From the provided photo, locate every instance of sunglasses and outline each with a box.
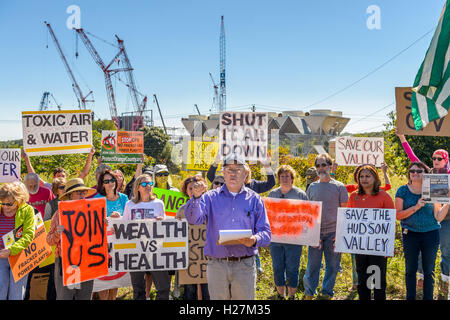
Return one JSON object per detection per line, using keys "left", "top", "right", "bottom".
{"left": 409, "top": 169, "right": 424, "bottom": 174}
{"left": 432, "top": 157, "right": 444, "bottom": 161}
{"left": 156, "top": 172, "right": 169, "bottom": 177}
{"left": 103, "top": 178, "right": 116, "bottom": 184}
{"left": 1, "top": 202, "right": 15, "bottom": 207}
{"left": 58, "top": 185, "right": 66, "bottom": 190}
{"left": 213, "top": 181, "right": 224, "bottom": 186}
{"left": 315, "top": 163, "right": 329, "bottom": 168}
{"left": 140, "top": 181, "right": 154, "bottom": 187}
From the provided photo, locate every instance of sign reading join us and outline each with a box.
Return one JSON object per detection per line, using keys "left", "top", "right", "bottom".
{"left": 395, "top": 87, "right": 450, "bottom": 136}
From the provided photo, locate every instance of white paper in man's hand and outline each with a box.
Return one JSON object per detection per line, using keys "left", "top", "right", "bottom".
{"left": 217, "top": 229, "right": 253, "bottom": 245}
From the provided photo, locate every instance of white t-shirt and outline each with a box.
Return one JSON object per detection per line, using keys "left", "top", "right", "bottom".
{"left": 122, "top": 198, "right": 165, "bottom": 220}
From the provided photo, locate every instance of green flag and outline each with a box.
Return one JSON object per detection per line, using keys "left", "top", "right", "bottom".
{"left": 411, "top": 0, "right": 450, "bottom": 131}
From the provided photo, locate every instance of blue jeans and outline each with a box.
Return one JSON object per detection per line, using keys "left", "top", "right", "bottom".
{"left": 303, "top": 232, "right": 341, "bottom": 297}
{"left": 183, "top": 283, "right": 210, "bottom": 300}
{"left": 270, "top": 242, "right": 302, "bottom": 288}
{"left": 402, "top": 228, "right": 440, "bottom": 300}
{"left": 0, "top": 258, "right": 29, "bottom": 300}
{"left": 439, "top": 220, "right": 450, "bottom": 281}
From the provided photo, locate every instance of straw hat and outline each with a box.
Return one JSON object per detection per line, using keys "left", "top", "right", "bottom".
{"left": 59, "top": 178, "right": 97, "bottom": 200}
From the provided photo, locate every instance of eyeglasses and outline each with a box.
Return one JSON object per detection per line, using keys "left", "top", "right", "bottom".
{"left": 213, "top": 181, "right": 224, "bottom": 186}
{"left": 409, "top": 169, "right": 424, "bottom": 174}
{"left": 156, "top": 172, "right": 169, "bottom": 177}
{"left": 140, "top": 181, "right": 154, "bottom": 187}
{"left": 432, "top": 157, "right": 444, "bottom": 161}
{"left": 1, "top": 202, "right": 15, "bottom": 207}
{"left": 224, "top": 167, "right": 244, "bottom": 175}
{"left": 315, "top": 163, "right": 329, "bottom": 168}
{"left": 74, "top": 190, "right": 88, "bottom": 195}
{"left": 58, "top": 185, "right": 66, "bottom": 190}
{"left": 103, "top": 178, "right": 116, "bottom": 184}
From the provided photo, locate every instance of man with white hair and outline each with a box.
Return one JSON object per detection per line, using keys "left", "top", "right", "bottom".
{"left": 24, "top": 172, "right": 54, "bottom": 216}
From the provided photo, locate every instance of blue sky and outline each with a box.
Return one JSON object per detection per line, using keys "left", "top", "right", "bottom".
{"left": 0, "top": 0, "right": 445, "bottom": 140}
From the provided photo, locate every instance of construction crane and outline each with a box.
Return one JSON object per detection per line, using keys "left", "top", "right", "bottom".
{"left": 153, "top": 94, "right": 167, "bottom": 135}
{"left": 115, "top": 35, "right": 148, "bottom": 131}
{"left": 39, "top": 92, "right": 61, "bottom": 111}
{"left": 44, "top": 22, "right": 94, "bottom": 110}
{"left": 219, "top": 15, "right": 226, "bottom": 112}
{"left": 209, "top": 72, "right": 219, "bottom": 113}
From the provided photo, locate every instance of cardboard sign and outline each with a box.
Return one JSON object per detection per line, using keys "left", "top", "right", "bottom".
{"left": 422, "top": 174, "right": 450, "bottom": 204}
{"left": 153, "top": 187, "right": 189, "bottom": 217}
{"left": 178, "top": 224, "right": 208, "bottom": 285}
{"left": 263, "top": 198, "right": 322, "bottom": 247}
{"left": 110, "top": 219, "right": 188, "bottom": 272}
{"left": 395, "top": 87, "right": 450, "bottom": 136}
{"left": 186, "top": 140, "right": 220, "bottom": 171}
{"left": 4, "top": 213, "right": 53, "bottom": 283}
{"left": 219, "top": 112, "right": 268, "bottom": 162}
{"left": 22, "top": 110, "right": 93, "bottom": 156}
{"left": 58, "top": 198, "right": 108, "bottom": 286}
{"left": 335, "top": 136, "right": 384, "bottom": 167}
{"left": 0, "top": 149, "right": 21, "bottom": 183}
{"left": 335, "top": 207, "right": 396, "bottom": 257}
{"left": 101, "top": 130, "right": 143, "bottom": 164}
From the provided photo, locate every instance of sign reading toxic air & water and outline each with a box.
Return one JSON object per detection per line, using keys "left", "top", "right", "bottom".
{"left": 101, "top": 130, "right": 143, "bottom": 164}
{"left": 335, "top": 208, "right": 396, "bottom": 257}
{"left": 22, "top": 110, "right": 92, "bottom": 156}
{"left": 335, "top": 136, "right": 384, "bottom": 167}
{"left": 219, "top": 112, "right": 268, "bottom": 162}
{"left": 110, "top": 219, "right": 188, "bottom": 272}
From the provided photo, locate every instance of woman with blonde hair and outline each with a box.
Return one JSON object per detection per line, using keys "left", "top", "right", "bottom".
{"left": 122, "top": 174, "right": 170, "bottom": 300}
{"left": 0, "top": 182, "right": 35, "bottom": 300}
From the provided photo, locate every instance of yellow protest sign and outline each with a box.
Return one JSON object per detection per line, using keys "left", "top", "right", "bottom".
{"left": 186, "top": 140, "right": 220, "bottom": 171}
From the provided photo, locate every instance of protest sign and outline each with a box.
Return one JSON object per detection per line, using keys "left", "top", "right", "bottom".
{"left": 3, "top": 213, "right": 53, "bottom": 283}
{"left": 395, "top": 87, "right": 450, "bottom": 136}
{"left": 263, "top": 198, "right": 322, "bottom": 247}
{"left": 153, "top": 187, "right": 189, "bottom": 217}
{"left": 422, "top": 174, "right": 450, "bottom": 204}
{"left": 38, "top": 220, "right": 55, "bottom": 268}
{"left": 101, "top": 130, "right": 143, "bottom": 164}
{"left": 22, "top": 110, "right": 92, "bottom": 156}
{"left": 335, "top": 136, "right": 384, "bottom": 167}
{"left": 0, "top": 149, "right": 20, "bottom": 183}
{"left": 93, "top": 223, "right": 131, "bottom": 292}
{"left": 109, "top": 218, "right": 188, "bottom": 272}
{"left": 178, "top": 224, "right": 208, "bottom": 285}
{"left": 186, "top": 140, "right": 220, "bottom": 171}
{"left": 58, "top": 198, "right": 108, "bottom": 286}
{"left": 217, "top": 229, "right": 253, "bottom": 245}
{"left": 335, "top": 207, "right": 396, "bottom": 257}
{"left": 219, "top": 111, "right": 268, "bottom": 162}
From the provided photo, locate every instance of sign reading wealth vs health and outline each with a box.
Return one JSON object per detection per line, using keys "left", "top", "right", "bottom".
{"left": 3, "top": 213, "right": 52, "bottom": 282}
{"left": 335, "top": 208, "right": 396, "bottom": 257}
{"left": 58, "top": 198, "right": 108, "bottom": 286}
{"left": 263, "top": 198, "right": 322, "bottom": 247}
{"left": 0, "top": 149, "right": 21, "bottom": 183}
{"left": 335, "top": 136, "right": 384, "bottom": 167}
{"left": 22, "top": 110, "right": 92, "bottom": 156}
{"left": 219, "top": 112, "right": 268, "bottom": 162}
{"left": 422, "top": 174, "right": 449, "bottom": 204}
{"left": 110, "top": 219, "right": 188, "bottom": 272}
{"left": 101, "top": 130, "right": 143, "bottom": 164}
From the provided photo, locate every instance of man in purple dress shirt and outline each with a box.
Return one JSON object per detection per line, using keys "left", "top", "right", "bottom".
{"left": 184, "top": 154, "right": 271, "bottom": 300}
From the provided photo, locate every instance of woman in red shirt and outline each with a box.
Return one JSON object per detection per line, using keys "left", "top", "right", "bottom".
{"left": 347, "top": 164, "right": 395, "bottom": 300}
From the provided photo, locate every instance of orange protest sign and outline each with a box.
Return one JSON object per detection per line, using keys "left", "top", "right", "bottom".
{"left": 8, "top": 224, "right": 52, "bottom": 283}
{"left": 58, "top": 198, "right": 108, "bottom": 286}
{"left": 117, "top": 131, "right": 143, "bottom": 153}
{"left": 263, "top": 197, "right": 322, "bottom": 247}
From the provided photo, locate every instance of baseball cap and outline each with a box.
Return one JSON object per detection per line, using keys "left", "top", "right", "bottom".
{"left": 154, "top": 164, "right": 169, "bottom": 174}
{"left": 223, "top": 154, "right": 246, "bottom": 166}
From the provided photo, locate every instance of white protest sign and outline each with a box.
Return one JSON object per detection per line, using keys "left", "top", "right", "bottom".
{"left": 335, "top": 207, "right": 396, "bottom": 257}
{"left": 335, "top": 136, "right": 384, "bottom": 167}
{"left": 0, "top": 149, "right": 21, "bottom": 183}
{"left": 217, "top": 229, "right": 253, "bottom": 245}
{"left": 22, "top": 110, "right": 92, "bottom": 156}
{"left": 219, "top": 112, "right": 268, "bottom": 162}
{"left": 110, "top": 219, "right": 188, "bottom": 272}
{"left": 422, "top": 174, "right": 450, "bottom": 204}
